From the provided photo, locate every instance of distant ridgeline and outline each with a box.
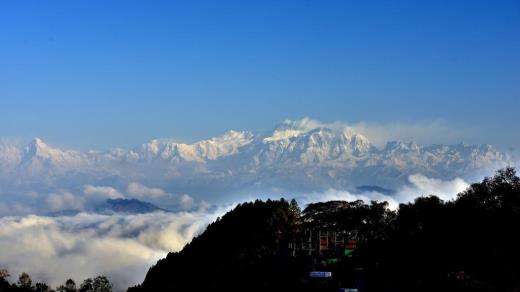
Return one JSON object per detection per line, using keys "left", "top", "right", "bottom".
{"left": 46, "top": 198, "right": 169, "bottom": 217}
{"left": 0, "top": 120, "right": 512, "bottom": 196}
{"left": 129, "top": 168, "right": 520, "bottom": 292}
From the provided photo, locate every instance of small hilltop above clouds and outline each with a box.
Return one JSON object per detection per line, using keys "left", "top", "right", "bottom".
{"left": 0, "top": 118, "right": 513, "bottom": 205}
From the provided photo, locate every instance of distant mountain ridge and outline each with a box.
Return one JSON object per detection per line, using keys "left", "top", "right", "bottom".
{"left": 0, "top": 119, "right": 512, "bottom": 194}
{"left": 46, "top": 198, "right": 168, "bottom": 216}
{"left": 96, "top": 198, "right": 169, "bottom": 214}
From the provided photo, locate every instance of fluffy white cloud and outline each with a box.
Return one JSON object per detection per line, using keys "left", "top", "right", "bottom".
{"left": 127, "top": 183, "right": 167, "bottom": 199}
{"left": 45, "top": 191, "right": 85, "bottom": 212}
{"left": 83, "top": 185, "right": 124, "bottom": 201}
{"left": 179, "top": 194, "right": 194, "bottom": 209}
{"left": 396, "top": 174, "right": 469, "bottom": 202}
{"left": 300, "top": 174, "right": 470, "bottom": 210}
{"left": 0, "top": 206, "right": 232, "bottom": 290}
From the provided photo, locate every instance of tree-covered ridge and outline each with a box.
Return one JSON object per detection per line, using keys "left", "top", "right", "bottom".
{"left": 379, "top": 167, "right": 520, "bottom": 291}
{"left": 130, "top": 167, "right": 520, "bottom": 291}
{"left": 132, "top": 199, "right": 302, "bottom": 291}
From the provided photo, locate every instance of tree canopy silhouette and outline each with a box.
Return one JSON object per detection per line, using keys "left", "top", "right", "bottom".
{"left": 130, "top": 168, "right": 520, "bottom": 291}
{"left": 0, "top": 273, "right": 112, "bottom": 292}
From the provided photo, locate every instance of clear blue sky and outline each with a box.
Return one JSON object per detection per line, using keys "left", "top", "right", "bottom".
{"left": 1, "top": 0, "right": 519, "bottom": 150}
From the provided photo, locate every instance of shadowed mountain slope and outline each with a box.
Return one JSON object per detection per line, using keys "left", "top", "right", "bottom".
{"left": 129, "top": 168, "right": 520, "bottom": 292}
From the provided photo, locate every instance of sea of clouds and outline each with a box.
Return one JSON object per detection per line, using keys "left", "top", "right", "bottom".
{"left": 0, "top": 205, "right": 234, "bottom": 290}
{"left": 0, "top": 174, "right": 470, "bottom": 290}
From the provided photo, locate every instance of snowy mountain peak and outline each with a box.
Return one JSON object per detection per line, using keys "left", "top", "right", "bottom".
{"left": 134, "top": 130, "right": 255, "bottom": 162}
{"left": 26, "top": 137, "right": 51, "bottom": 156}
{"left": 33, "top": 137, "right": 45, "bottom": 146}
{"left": 384, "top": 141, "right": 420, "bottom": 152}
{"left": 24, "top": 138, "right": 47, "bottom": 158}
{"left": 18, "top": 138, "right": 88, "bottom": 173}
{"left": 260, "top": 119, "right": 374, "bottom": 163}
{"left": 0, "top": 119, "right": 514, "bottom": 189}
{"left": 265, "top": 118, "right": 361, "bottom": 143}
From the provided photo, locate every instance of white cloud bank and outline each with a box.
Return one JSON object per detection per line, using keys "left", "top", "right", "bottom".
{"left": 45, "top": 190, "right": 85, "bottom": 212}
{"left": 0, "top": 182, "right": 199, "bottom": 216}
{"left": 300, "top": 174, "right": 470, "bottom": 210}
{"left": 0, "top": 206, "right": 233, "bottom": 290}
{"left": 127, "top": 182, "right": 167, "bottom": 200}
{"left": 0, "top": 174, "right": 470, "bottom": 290}
{"left": 83, "top": 185, "right": 125, "bottom": 201}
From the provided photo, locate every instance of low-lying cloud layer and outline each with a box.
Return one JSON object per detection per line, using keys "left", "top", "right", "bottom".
{"left": 0, "top": 174, "right": 470, "bottom": 290}
{"left": 0, "top": 182, "right": 197, "bottom": 217}
{"left": 0, "top": 206, "right": 232, "bottom": 290}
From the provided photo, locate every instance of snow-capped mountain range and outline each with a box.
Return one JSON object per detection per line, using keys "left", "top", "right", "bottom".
{"left": 0, "top": 119, "right": 512, "bottom": 196}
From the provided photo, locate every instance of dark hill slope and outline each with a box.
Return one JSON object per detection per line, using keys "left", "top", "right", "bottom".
{"left": 130, "top": 168, "right": 520, "bottom": 292}
{"left": 132, "top": 199, "right": 303, "bottom": 292}
{"left": 95, "top": 198, "right": 168, "bottom": 214}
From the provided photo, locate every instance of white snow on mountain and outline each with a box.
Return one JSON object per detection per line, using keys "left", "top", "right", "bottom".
{"left": 0, "top": 119, "right": 513, "bottom": 202}
{"left": 132, "top": 130, "right": 254, "bottom": 163}
{"left": 18, "top": 138, "right": 89, "bottom": 174}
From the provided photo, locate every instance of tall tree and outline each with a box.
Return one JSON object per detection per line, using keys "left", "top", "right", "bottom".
{"left": 0, "top": 269, "right": 11, "bottom": 291}
{"left": 17, "top": 272, "right": 33, "bottom": 291}
{"left": 57, "top": 279, "right": 76, "bottom": 292}
{"left": 34, "top": 283, "right": 51, "bottom": 292}
{"left": 91, "top": 276, "right": 112, "bottom": 292}
{"left": 78, "top": 279, "right": 93, "bottom": 292}
{"left": 289, "top": 198, "right": 301, "bottom": 219}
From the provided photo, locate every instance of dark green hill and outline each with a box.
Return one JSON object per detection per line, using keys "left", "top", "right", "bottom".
{"left": 129, "top": 168, "right": 520, "bottom": 292}
{"left": 95, "top": 198, "right": 168, "bottom": 214}
{"left": 131, "top": 199, "right": 305, "bottom": 292}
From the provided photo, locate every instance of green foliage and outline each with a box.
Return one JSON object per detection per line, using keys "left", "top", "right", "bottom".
{"left": 34, "top": 283, "right": 51, "bottom": 292}
{"left": 289, "top": 198, "right": 301, "bottom": 219}
{"left": 0, "top": 271, "right": 9, "bottom": 281}
{"left": 132, "top": 168, "right": 520, "bottom": 291}
{"left": 57, "top": 279, "right": 76, "bottom": 292}
{"left": 65, "top": 276, "right": 112, "bottom": 292}
{"left": 377, "top": 167, "right": 520, "bottom": 290}
{"left": 90, "top": 276, "right": 111, "bottom": 292}
{"left": 17, "top": 273, "right": 32, "bottom": 291}
{"left": 78, "top": 278, "right": 93, "bottom": 292}
{"left": 0, "top": 270, "right": 10, "bottom": 291}
{"left": 0, "top": 272, "right": 111, "bottom": 292}
{"left": 302, "top": 199, "right": 395, "bottom": 241}
{"left": 138, "top": 199, "right": 301, "bottom": 291}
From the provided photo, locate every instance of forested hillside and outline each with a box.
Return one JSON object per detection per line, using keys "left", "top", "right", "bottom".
{"left": 130, "top": 168, "right": 520, "bottom": 292}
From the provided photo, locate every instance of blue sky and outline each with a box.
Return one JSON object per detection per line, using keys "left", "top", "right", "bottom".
{"left": 1, "top": 0, "right": 519, "bottom": 150}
